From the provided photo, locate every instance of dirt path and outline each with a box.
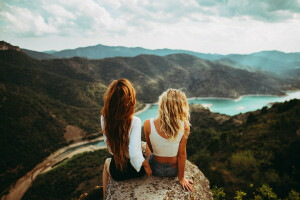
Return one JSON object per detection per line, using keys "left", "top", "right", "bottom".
{"left": 2, "top": 137, "right": 105, "bottom": 200}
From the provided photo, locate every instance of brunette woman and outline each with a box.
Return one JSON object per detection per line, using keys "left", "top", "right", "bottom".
{"left": 101, "top": 79, "right": 152, "bottom": 199}
{"left": 144, "top": 89, "right": 193, "bottom": 192}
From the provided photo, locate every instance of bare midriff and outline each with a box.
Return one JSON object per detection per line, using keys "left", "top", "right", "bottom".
{"left": 153, "top": 155, "right": 178, "bottom": 165}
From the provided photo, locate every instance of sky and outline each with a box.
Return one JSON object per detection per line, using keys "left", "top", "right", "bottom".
{"left": 1, "top": 0, "right": 300, "bottom": 54}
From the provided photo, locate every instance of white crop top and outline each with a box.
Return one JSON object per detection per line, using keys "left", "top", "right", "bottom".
{"left": 149, "top": 118, "right": 184, "bottom": 157}
{"left": 101, "top": 115, "right": 145, "bottom": 172}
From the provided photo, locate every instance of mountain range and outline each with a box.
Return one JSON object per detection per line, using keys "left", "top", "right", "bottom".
{"left": 21, "top": 43, "right": 300, "bottom": 78}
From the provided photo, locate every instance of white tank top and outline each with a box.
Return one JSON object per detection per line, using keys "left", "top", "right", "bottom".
{"left": 149, "top": 118, "right": 184, "bottom": 157}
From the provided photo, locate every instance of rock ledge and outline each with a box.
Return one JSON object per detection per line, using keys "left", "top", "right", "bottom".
{"left": 106, "top": 160, "right": 213, "bottom": 200}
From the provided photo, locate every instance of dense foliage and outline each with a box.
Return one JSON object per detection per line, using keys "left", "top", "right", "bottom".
{"left": 212, "top": 185, "right": 300, "bottom": 200}
{"left": 23, "top": 149, "right": 110, "bottom": 200}
{"left": 0, "top": 85, "right": 66, "bottom": 195}
{"left": 187, "top": 99, "right": 300, "bottom": 199}
{"left": 22, "top": 100, "right": 300, "bottom": 200}
{"left": 0, "top": 51, "right": 105, "bottom": 196}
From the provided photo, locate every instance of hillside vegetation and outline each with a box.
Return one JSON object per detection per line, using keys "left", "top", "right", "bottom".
{"left": 42, "top": 54, "right": 293, "bottom": 101}
{"left": 0, "top": 46, "right": 298, "bottom": 197}
{"left": 0, "top": 50, "right": 105, "bottom": 196}
{"left": 22, "top": 100, "right": 300, "bottom": 200}
{"left": 23, "top": 150, "right": 110, "bottom": 200}
{"left": 187, "top": 99, "right": 300, "bottom": 199}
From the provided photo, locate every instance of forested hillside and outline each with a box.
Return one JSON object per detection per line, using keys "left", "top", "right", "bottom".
{"left": 0, "top": 50, "right": 105, "bottom": 196}
{"left": 187, "top": 99, "right": 300, "bottom": 199}
{"left": 22, "top": 100, "right": 300, "bottom": 200}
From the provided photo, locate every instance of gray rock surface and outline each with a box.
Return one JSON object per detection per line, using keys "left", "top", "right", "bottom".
{"left": 106, "top": 160, "right": 213, "bottom": 200}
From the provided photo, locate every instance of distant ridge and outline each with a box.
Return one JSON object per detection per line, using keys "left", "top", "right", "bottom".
{"left": 22, "top": 42, "right": 300, "bottom": 78}
{"left": 22, "top": 49, "right": 57, "bottom": 60}
{"left": 49, "top": 43, "right": 223, "bottom": 60}
{"left": 42, "top": 50, "right": 57, "bottom": 54}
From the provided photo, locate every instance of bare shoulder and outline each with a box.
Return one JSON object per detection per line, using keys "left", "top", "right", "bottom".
{"left": 144, "top": 119, "right": 151, "bottom": 134}
{"left": 144, "top": 119, "right": 150, "bottom": 127}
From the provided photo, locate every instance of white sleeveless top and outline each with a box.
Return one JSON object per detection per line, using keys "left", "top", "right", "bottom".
{"left": 149, "top": 118, "right": 184, "bottom": 157}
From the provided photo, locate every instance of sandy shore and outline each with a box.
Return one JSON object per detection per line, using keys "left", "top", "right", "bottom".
{"left": 2, "top": 137, "right": 106, "bottom": 200}
{"left": 135, "top": 103, "right": 151, "bottom": 115}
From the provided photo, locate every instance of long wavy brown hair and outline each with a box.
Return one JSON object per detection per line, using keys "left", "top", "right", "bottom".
{"left": 101, "top": 79, "right": 136, "bottom": 171}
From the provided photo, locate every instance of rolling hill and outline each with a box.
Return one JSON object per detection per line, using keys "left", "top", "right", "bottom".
{"left": 22, "top": 49, "right": 57, "bottom": 60}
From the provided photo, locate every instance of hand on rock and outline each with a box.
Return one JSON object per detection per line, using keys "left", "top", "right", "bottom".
{"left": 179, "top": 178, "right": 193, "bottom": 192}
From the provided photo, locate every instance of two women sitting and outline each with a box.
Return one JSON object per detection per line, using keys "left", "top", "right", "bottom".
{"left": 101, "top": 79, "right": 193, "bottom": 199}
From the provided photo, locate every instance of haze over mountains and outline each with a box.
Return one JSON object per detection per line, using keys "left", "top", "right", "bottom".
{"left": 22, "top": 43, "right": 300, "bottom": 79}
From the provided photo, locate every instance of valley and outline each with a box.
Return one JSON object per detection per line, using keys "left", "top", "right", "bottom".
{"left": 20, "top": 99, "right": 300, "bottom": 200}
{"left": 0, "top": 41, "right": 299, "bottom": 199}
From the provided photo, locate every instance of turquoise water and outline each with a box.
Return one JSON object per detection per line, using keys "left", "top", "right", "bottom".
{"left": 61, "top": 140, "right": 105, "bottom": 156}
{"left": 136, "top": 91, "right": 300, "bottom": 124}
{"left": 93, "top": 140, "right": 105, "bottom": 146}
{"left": 65, "top": 91, "right": 300, "bottom": 149}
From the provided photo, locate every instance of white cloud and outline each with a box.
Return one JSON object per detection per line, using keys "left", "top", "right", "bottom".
{"left": 1, "top": 0, "right": 300, "bottom": 53}
{"left": 0, "top": 5, "right": 57, "bottom": 36}
{"left": 42, "top": 4, "right": 75, "bottom": 20}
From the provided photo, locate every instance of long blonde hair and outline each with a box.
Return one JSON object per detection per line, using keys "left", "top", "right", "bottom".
{"left": 158, "top": 89, "right": 189, "bottom": 139}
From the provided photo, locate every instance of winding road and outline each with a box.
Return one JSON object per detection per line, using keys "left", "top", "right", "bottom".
{"left": 2, "top": 137, "right": 105, "bottom": 200}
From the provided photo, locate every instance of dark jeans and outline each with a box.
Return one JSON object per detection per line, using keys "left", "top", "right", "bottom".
{"left": 148, "top": 153, "right": 178, "bottom": 177}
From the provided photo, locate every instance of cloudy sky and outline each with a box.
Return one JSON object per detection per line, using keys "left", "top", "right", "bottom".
{"left": 1, "top": 0, "right": 300, "bottom": 54}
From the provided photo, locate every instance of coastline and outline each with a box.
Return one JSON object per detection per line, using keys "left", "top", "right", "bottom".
{"left": 134, "top": 103, "right": 151, "bottom": 115}
{"left": 65, "top": 136, "right": 104, "bottom": 149}
{"left": 135, "top": 90, "right": 300, "bottom": 116}
{"left": 189, "top": 93, "right": 283, "bottom": 101}
{"left": 189, "top": 90, "right": 300, "bottom": 101}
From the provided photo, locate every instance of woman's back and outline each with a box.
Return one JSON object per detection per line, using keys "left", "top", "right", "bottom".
{"left": 149, "top": 118, "right": 184, "bottom": 157}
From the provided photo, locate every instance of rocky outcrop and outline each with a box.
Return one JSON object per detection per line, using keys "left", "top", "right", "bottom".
{"left": 0, "top": 41, "right": 21, "bottom": 51}
{"left": 106, "top": 160, "right": 213, "bottom": 200}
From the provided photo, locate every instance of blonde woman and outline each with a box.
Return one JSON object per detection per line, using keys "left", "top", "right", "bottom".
{"left": 144, "top": 89, "right": 193, "bottom": 192}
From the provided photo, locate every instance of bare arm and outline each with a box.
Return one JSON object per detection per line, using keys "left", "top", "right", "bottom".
{"left": 144, "top": 119, "right": 153, "bottom": 158}
{"left": 177, "top": 122, "right": 193, "bottom": 191}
